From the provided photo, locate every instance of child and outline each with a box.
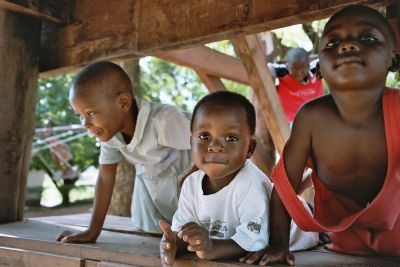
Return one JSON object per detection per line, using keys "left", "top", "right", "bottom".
{"left": 268, "top": 47, "right": 325, "bottom": 124}
{"left": 241, "top": 4, "right": 400, "bottom": 266}
{"left": 56, "top": 61, "right": 194, "bottom": 242}
{"left": 159, "top": 91, "right": 318, "bottom": 265}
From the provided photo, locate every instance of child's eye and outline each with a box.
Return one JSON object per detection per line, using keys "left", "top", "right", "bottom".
{"left": 198, "top": 133, "right": 210, "bottom": 141}
{"left": 225, "top": 136, "right": 238, "bottom": 142}
{"left": 86, "top": 111, "right": 95, "bottom": 117}
{"left": 326, "top": 39, "right": 341, "bottom": 49}
{"left": 360, "top": 35, "right": 377, "bottom": 43}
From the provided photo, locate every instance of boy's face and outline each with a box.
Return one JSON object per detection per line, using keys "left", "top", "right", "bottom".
{"left": 288, "top": 60, "right": 309, "bottom": 83}
{"left": 191, "top": 104, "right": 255, "bottom": 183}
{"left": 318, "top": 11, "right": 394, "bottom": 91}
{"left": 69, "top": 83, "right": 127, "bottom": 142}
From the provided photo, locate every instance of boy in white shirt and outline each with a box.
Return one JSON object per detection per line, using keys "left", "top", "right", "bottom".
{"left": 56, "top": 61, "right": 194, "bottom": 243}
{"left": 159, "top": 91, "right": 318, "bottom": 265}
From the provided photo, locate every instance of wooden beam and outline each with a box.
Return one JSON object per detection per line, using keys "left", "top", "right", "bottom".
{"left": 196, "top": 71, "right": 227, "bottom": 93}
{"left": 39, "top": 0, "right": 396, "bottom": 76}
{"left": 157, "top": 46, "right": 249, "bottom": 85}
{"left": 234, "top": 35, "right": 290, "bottom": 154}
{"left": 0, "top": 247, "right": 83, "bottom": 267}
{"left": 0, "top": 0, "right": 69, "bottom": 23}
{"left": 0, "top": 9, "right": 41, "bottom": 222}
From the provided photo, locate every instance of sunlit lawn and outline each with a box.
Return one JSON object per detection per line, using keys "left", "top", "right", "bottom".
{"left": 26, "top": 168, "right": 97, "bottom": 209}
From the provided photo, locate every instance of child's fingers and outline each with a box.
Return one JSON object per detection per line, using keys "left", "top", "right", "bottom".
{"left": 186, "top": 241, "right": 208, "bottom": 252}
{"left": 259, "top": 252, "right": 295, "bottom": 266}
{"left": 160, "top": 238, "right": 171, "bottom": 250}
{"left": 159, "top": 220, "right": 173, "bottom": 238}
{"left": 161, "top": 256, "right": 173, "bottom": 266}
{"left": 56, "top": 230, "right": 73, "bottom": 242}
{"left": 239, "top": 251, "right": 264, "bottom": 264}
{"left": 178, "top": 222, "right": 207, "bottom": 240}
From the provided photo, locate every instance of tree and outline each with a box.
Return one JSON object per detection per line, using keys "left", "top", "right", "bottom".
{"left": 32, "top": 74, "right": 99, "bottom": 172}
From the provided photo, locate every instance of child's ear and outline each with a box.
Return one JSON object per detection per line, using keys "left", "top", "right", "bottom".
{"left": 118, "top": 92, "right": 132, "bottom": 112}
{"left": 389, "top": 51, "right": 400, "bottom": 72}
{"left": 246, "top": 138, "right": 257, "bottom": 158}
{"left": 315, "top": 62, "right": 323, "bottom": 80}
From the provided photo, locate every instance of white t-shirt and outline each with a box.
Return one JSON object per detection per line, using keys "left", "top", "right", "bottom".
{"left": 172, "top": 160, "right": 319, "bottom": 251}
{"left": 172, "top": 160, "right": 272, "bottom": 251}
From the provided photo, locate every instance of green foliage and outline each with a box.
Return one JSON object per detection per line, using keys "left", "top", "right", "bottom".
{"left": 31, "top": 74, "right": 99, "bottom": 171}
{"left": 36, "top": 74, "right": 77, "bottom": 126}
{"left": 140, "top": 54, "right": 250, "bottom": 112}
{"left": 387, "top": 72, "right": 400, "bottom": 89}
{"left": 140, "top": 57, "right": 208, "bottom": 111}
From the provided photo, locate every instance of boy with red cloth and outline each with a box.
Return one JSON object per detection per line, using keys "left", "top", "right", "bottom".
{"left": 241, "top": 4, "right": 400, "bottom": 265}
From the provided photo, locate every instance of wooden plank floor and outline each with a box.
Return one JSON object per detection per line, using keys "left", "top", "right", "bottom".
{"left": 0, "top": 214, "right": 399, "bottom": 266}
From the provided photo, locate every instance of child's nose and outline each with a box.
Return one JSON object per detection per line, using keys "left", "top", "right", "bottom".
{"left": 207, "top": 141, "right": 224, "bottom": 152}
{"left": 81, "top": 117, "right": 91, "bottom": 129}
{"left": 339, "top": 41, "right": 360, "bottom": 54}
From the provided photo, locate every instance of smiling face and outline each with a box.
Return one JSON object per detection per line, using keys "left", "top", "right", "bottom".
{"left": 318, "top": 6, "right": 395, "bottom": 92}
{"left": 191, "top": 103, "right": 256, "bottom": 187}
{"left": 69, "top": 82, "right": 130, "bottom": 142}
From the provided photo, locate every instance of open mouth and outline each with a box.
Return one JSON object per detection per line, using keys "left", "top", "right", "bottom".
{"left": 92, "top": 129, "right": 102, "bottom": 138}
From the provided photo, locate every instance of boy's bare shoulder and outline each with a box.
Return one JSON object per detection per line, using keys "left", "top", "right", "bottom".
{"left": 295, "top": 94, "right": 335, "bottom": 122}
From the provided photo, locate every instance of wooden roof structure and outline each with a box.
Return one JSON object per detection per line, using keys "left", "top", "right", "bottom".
{"left": 0, "top": 0, "right": 399, "bottom": 224}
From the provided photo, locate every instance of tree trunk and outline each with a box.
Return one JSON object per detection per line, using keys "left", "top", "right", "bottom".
{"left": 0, "top": 10, "right": 40, "bottom": 222}
{"left": 107, "top": 60, "right": 140, "bottom": 217}
{"left": 108, "top": 157, "right": 135, "bottom": 217}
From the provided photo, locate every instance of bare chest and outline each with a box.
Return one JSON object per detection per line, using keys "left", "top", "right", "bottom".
{"left": 313, "top": 123, "right": 387, "bottom": 207}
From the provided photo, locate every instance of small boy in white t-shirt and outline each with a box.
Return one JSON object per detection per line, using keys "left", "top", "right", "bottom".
{"left": 159, "top": 91, "right": 318, "bottom": 265}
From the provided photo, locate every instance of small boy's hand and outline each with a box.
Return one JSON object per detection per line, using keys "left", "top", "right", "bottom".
{"left": 177, "top": 222, "right": 212, "bottom": 255}
{"left": 159, "top": 220, "right": 177, "bottom": 266}
{"left": 239, "top": 246, "right": 294, "bottom": 266}
{"left": 56, "top": 229, "right": 98, "bottom": 243}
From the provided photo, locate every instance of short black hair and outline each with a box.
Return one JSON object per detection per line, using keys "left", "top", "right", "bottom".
{"left": 324, "top": 5, "right": 396, "bottom": 47}
{"left": 191, "top": 91, "right": 256, "bottom": 135}
{"left": 72, "top": 61, "right": 133, "bottom": 98}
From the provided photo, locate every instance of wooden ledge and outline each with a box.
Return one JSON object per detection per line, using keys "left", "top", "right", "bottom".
{"left": 0, "top": 214, "right": 399, "bottom": 266}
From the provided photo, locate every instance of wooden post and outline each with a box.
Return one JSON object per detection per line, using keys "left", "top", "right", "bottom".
{"left": 196, "top": 71, "right": 227, "bottom": 92}
{"left": 233, "top": 35, "right": 290, "bottom": 154}
{"left": 0, "top": 10, "right": 40, "bottom": 222}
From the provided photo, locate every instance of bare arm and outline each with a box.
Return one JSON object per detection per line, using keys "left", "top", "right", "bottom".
{"left": 56, "top": 163, "right": 118, "bottom": 243}
{"left": 267, "top": 107, "right": 314, "bottom": 263}
{"left": 241, "top": 106, "right": 313, "bottom": 266}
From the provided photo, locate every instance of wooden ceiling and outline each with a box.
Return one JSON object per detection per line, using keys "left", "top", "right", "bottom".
{"left": 1, "top": 0, "right": 397, "bottom": 77}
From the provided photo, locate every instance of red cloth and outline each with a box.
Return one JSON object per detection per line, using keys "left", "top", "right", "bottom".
{"left": 278, "top": 74, "right": 324, "bottom": 123}
{"left": 272, "top": 88, "right": 400, "bottom": 256}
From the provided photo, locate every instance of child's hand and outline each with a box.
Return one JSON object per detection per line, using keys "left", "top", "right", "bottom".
{"left": 56, "top": 229, "right": 98, "bottom": 243}
{"left": 177, "top": 222, "right": 212, "bottom": 258}
{"left": 159, "top": 220, "right": 177, "bottom": 266}
{"left": 239, "top": 246, "right": 294, "bottom": 266}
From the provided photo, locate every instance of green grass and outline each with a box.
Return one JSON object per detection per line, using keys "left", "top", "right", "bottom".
{"left": 39, "top": 175, "right": 95, "bottom": 207}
